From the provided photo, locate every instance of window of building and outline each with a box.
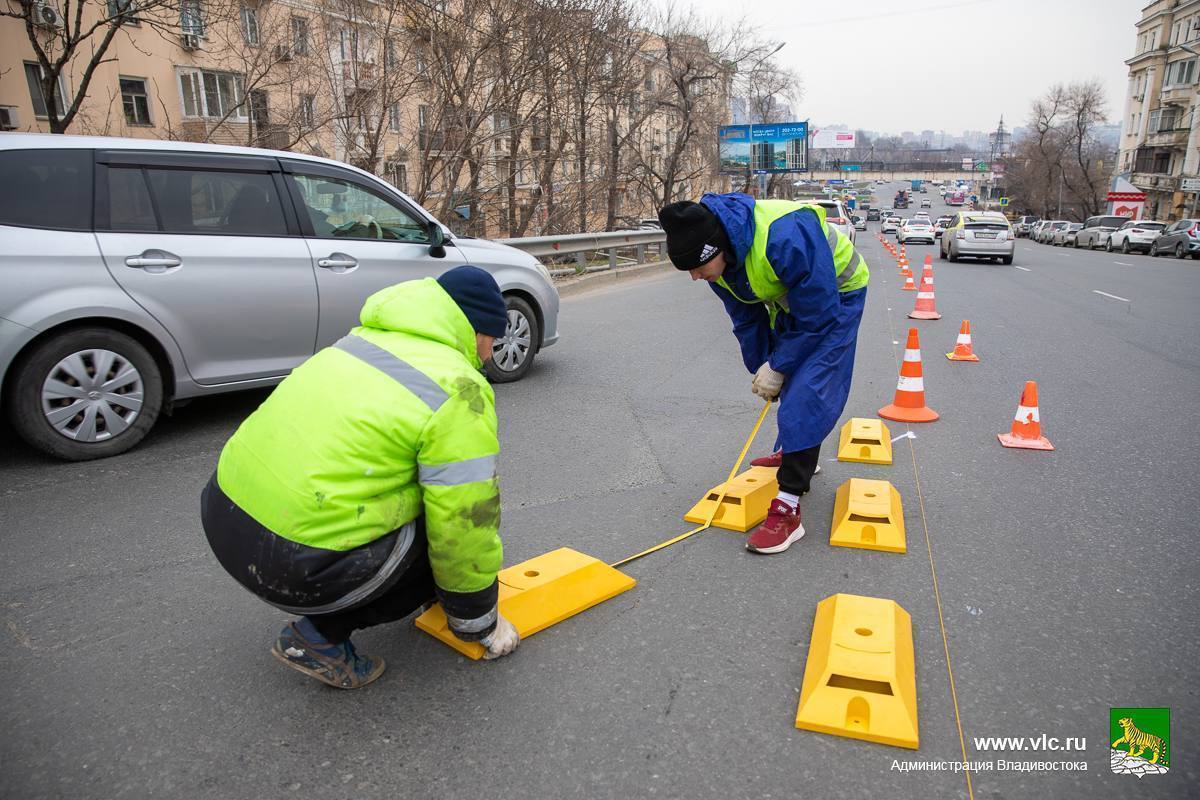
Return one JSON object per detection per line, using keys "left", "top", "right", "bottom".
{"left": 386, "top": 161, "right": 408, "bottom": 193}
{"left": 179, "top": 69, "right": 246, "bottom": 119}
{"left": 145, "top": 168, "right": 286, "bottom": 235}
{"left": 180, "top": 0, "right": 204, "bottom": 36}
{"left": 249, "top": 89, "right": 268, "bottom": 126}
{"left": 291, "top": 17, "right": 309, "bottom": 55}
{"left": 120, "top": 77, "right": 151, "bottom": 125}
{"left": 0, "top": 149, "right": 92, "bottom": 231}
{"left": 106, "top": 0, "right": 140, "bottom": 24}
{"left": 240, "top": 5, "right": 259, "bottom": 46}
{"left": 385, "top": 39, "right": 398, "bottom": 70}
{"left": 1149, "top": 107, "right": 1180, "bottom": 132}
{"left": 388, "top": 103, "right": 401, "bottom": 132}
{"left": 23, "top": 62, "right": 66, "bottom": 119}
{"left": 339, "top": 28, "right": 359, "bottom": 61}
{"left": 299, "top": 94, "right": 315, "bottom": 127}
{"left": 1167, "top": 59, "right": 1196, "bottom": 87}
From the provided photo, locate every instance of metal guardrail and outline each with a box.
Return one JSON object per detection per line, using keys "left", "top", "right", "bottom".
{"left": 498, "top": 229, "right": 667, "bottom": 277}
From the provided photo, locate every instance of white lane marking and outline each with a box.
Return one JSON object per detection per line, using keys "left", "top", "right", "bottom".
{"left": 1093, "top": 290, "right": 1130, "bottom": 302}
{"left": 891, "top": 431, "right": 916, "bottom": 443}
{"left": 1014, "top": 266, "right": 1032, "bottom": 272}
{"left": 1114, "top": 261, "right": 1134, "bottom": 266}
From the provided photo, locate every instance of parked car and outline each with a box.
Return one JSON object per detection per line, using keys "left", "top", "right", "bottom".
{"left": 940, "top": 211, "right": 1014, "bottom": 263}
{"left": 0, "top": 134, "right": 561, "bottom": 460}
{"left": 932, "top": 215, "right": 953, "bottom": 238}
{"left": 898, "top": 219, "right": 935, "bottom": 244}
{"left": 1036, "top": 221, "right": 1069, "bottom": 243}
{"left": 1013, "top": 215, "right": 1040, "bottom": 238}
{"left": 1149, "top": 218, "right": 1200, "bottom": 258}
{"left": 816, "top": 200, "right": 855, "bottom": 243}
{"left": 882, "top": 216, "right": 901, "bottom": 234}
{"left": 1056, "top": 223, "right": 1084, "bottom": 246}
{"left": 1105, "top": 220, "right": 1165, "bottom": 253}
{"left": 852, "top": 215, "right": 867, "bottom": 231}
{"left": 866, "top": 208, "right": 881, "bottom": 221}
{"left": 1074, "top": 215, "right": 1131, "bottom": 249}
{"left": 638, "top": 218, "right": 663, "bottom": 230}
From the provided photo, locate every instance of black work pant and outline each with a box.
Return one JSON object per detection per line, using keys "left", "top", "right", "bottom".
{"left": 307, "top": 536, "right": 437, "bottom": 644}
{"left": 777, "top": 444, "right": 821, "bottom": 496}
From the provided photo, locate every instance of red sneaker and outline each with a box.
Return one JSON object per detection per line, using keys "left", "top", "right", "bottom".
{"left": 750, "top": 451, "right": 782, "bottom": 468}
{"left": 746, "top": 499, "right": 805, "bottom": 554}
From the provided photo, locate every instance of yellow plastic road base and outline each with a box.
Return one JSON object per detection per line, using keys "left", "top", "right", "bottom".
{"left": 414, "top": 548, "right": 635, "bottom": 660}
{"left": 830, "top": 479, "right": 906, "bottom": 554}
{"left": 836, "top": 418, "right": 893, "bottom": 465}
{"left": 795, "top": 593, "right": 919, "bottom": 749}
{"left": 684, "top": 465, "right": 778, "bottom": 532}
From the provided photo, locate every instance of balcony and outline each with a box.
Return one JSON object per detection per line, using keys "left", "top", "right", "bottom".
{"left": 1160, "top": 84, "right": 1196, "bottom": 105}
{"left": 1132, "top": 173, "right": 1180, "bottom": 192}
{"left": 1144, "top": 127, "right": 1191, "bottom": 148}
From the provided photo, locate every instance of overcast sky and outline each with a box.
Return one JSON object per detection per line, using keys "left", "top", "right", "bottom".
{"left": 674, "top": 0, "right": 1138, "bottom": 135}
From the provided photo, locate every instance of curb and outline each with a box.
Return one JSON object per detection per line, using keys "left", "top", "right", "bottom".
{"left": 553, "top": 260, "right": 674, "bottom": 298}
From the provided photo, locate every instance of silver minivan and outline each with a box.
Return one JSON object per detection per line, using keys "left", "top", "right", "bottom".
{"left": 0, "top": 134, "right": 560, "bottom": 460}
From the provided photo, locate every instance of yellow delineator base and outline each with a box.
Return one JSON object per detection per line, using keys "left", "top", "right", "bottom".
{"left": 414, "top": 548, "right": 635, "bottom": 660}
{"left": 830, "top": 478, "right": 906, "bottom": 554}
{"left": 795, "top": 593, "right": 919, "bottom": 749}
{"left": 683, "top": 465, "right": 779, "bottom": 532}
{"left": 837, "top": 417, "right": 893, "bottom": 465}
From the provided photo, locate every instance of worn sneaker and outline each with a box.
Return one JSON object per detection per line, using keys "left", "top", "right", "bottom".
{"left": 270, "top": 622, "right": 386, "bottom": 689}
{"left": 749, "top": 450, "right": 783, "bottom": 468}
{"left": 746, "top": 499, "right": 806, "bottom": 554}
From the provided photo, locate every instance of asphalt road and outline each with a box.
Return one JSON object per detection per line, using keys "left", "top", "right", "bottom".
{"left": 2, "top": 185, "right": 1198, "bottom": 799}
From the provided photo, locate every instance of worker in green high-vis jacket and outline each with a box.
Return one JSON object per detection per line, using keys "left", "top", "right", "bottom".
{"left": 201, "top": 266, "right": 519, "bottom": 689}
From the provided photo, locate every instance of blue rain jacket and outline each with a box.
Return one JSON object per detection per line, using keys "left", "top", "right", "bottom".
{"left": 701, "top": 192, "right": 867, "bottom": 452}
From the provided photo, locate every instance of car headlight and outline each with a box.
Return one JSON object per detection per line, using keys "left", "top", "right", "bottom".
{"left": 533, "top": 259, "right": 552, "bottom": 282}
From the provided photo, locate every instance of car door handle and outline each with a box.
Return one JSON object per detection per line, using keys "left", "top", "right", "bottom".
{"left": 317, "top": 253, "right": 358, "bottom": 273}
{"left": 125, "top": 250, "right": 182, "bottom": 272}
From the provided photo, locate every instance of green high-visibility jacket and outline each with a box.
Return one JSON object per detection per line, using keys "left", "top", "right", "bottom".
{"left": 216, "top": 278, "right": 502, "bottom": 605}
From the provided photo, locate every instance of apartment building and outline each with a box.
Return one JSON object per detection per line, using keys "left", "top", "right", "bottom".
{"left": 1, "top": 0, "right": 727, "bottom": 237}
{"left": 1118, "top": 0, "right": 1200, "bottom": 220}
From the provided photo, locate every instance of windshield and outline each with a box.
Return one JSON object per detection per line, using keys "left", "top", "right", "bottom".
{"left": 1133, "top": 222, "right": 1165, "bottom": 230}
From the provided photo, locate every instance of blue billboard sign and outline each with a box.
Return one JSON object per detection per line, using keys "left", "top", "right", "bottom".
{"left": 719, "top": 121, "right": 809, "bottom": 174}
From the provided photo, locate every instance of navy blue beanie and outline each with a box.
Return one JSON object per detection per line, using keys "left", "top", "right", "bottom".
{"left": 436, "top": 265, "right": 508, "bottom": 338}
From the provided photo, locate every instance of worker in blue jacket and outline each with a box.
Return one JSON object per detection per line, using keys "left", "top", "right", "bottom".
{"left": 658, "top": 193, "right": 869, "bottom": 554}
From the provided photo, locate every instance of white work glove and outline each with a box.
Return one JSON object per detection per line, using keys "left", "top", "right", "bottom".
{"left": 752, "top": 362, "right": 785, "bottom": 401}
{"left": 479, "top": 614, "right": 520, "bottom": 660}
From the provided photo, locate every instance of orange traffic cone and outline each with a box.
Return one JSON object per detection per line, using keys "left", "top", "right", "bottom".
{"left": 997, "top": 381, "right": 1053, "bottom": 450}
{"left": 908, "top": 266, "right": 942, "bottom": 320}
{"left": 901, "top": 272, "right": 917, "bottom": 291}
{"left": 899, "top": 258, "right": 912, "bottom": 278}
{"left": 879, "top": 328, "right": 939, "bottom": 423}
{"left": 946, "top": 320, "right": 979, "bottom": 362}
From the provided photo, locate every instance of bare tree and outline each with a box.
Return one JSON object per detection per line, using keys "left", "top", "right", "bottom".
{"left": 1006, "top": 81, "right": 1112, "bottom": 219}
{"left": 2, "top": 0, "right": 186, "bottom": 133}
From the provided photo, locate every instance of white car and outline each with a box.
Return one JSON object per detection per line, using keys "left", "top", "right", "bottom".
{"left": 816, "top": 200, "right": 855, "bottom": 243}
{"left": 1105, "top": 220, "right": 1165, "bottom": 254}
{"left": 898, "top": 219, "right": 935, "bottom": 244}
{"left": 932, "top": 215, "right": 953, "bottom": 238}
{"left": 882, "top": 215, "right": 901, "bottom": 234}
{"left": 920, "top": 198, "right": 932, "bottom": 208}
{"left": 852, "top": 215, "right": 867, "bottom": 231}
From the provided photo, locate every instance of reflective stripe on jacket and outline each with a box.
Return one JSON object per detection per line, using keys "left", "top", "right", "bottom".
{"left": 215, "top": 277, "right": 502, "bottom": 624}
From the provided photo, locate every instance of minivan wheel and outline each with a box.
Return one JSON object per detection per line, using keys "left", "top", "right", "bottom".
{"left": 484, "top": 296, "right": 539, "bottom": 383}
{"left": 1176, "top": 243, "right": 1186, "bottom": 259}
{"left": 6, "top": 327, "right": 163, "bottom": 461}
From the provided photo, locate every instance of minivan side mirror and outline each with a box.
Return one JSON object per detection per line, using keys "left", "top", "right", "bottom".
{"left": 427, "top": 220, "right": 447, "bottom": 258}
